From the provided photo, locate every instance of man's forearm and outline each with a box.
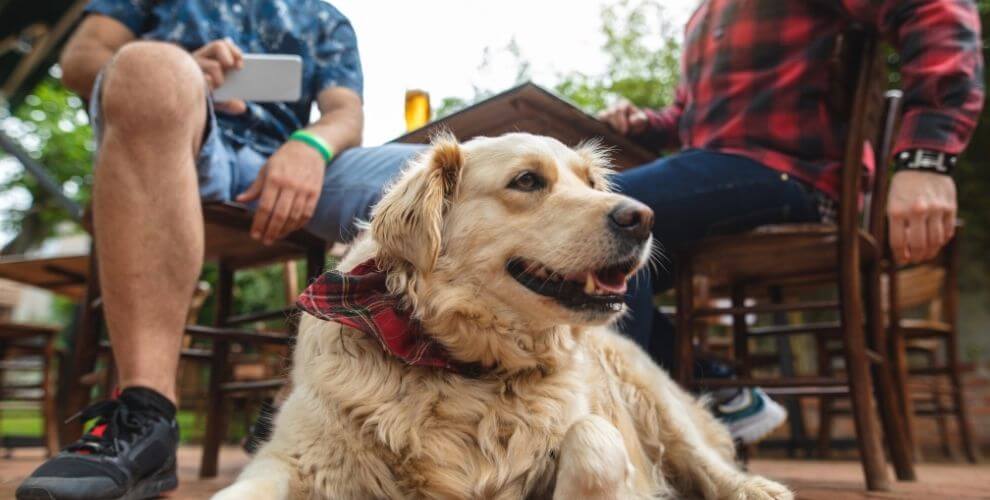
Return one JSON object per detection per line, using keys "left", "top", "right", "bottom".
{"left": 305, "top": 108, "right": 363, "bottom": 157}
{"left": 60, "top": 39, "right": 117, "bottom": 99}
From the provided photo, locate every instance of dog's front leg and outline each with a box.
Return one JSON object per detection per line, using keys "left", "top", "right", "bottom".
{"left": 553, "top": 415, "right": 635, "bottom": 500}
{"left": 211, "top": 453, "right": 294, "bottom": 500}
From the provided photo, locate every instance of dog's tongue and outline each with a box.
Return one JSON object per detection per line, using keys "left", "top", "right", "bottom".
{"left": 589, "top": 271, "right": 628, "bottom": 295}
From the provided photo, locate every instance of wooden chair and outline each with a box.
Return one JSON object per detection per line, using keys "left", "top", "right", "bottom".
{"left": 0, "top": 322, "right": 59, "bottom": 456}
{"left": 887, "top": 231, "right": 980, "bottom": 462}
{"left": 672, "top": 31, "right": 914, "bottom": 491}
{"left": 59, "top": 201, "right": 327, "bottom": 478}
{"left": 817, "top": 231, "right": 980, "bottom": 464}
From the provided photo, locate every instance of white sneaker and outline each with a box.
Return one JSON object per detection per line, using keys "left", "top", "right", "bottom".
{"left": 716, "top": 387, "right": 788, "bottom": 444}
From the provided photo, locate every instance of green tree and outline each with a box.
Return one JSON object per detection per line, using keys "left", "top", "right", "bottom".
{"left": 554, "top": 0, "right": 680, "bottom": 113}
{"left": 0, "top": 70, "right": 94, "bottom": 255}
{"left": 436, "top": 0, "right": 681, "bottom": 118}
{"left": 0, "top": 71, "right": 297, "bottom": 321}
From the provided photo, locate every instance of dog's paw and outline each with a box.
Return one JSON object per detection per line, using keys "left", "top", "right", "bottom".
{"left": 730, "top": 475, "right": 794, "bottom": 500}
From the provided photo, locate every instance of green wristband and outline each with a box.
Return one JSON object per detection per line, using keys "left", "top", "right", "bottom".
{"left": 289, "top": 130, "right": 334, "bottom": 163}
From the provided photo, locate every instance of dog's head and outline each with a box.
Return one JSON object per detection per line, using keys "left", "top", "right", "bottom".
{"left": 370, "top": 132, "right": 653, "bottom": 330}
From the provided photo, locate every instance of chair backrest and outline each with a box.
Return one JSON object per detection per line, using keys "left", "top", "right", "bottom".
{"left": 834, "top": 29, "right": 901, "bottom": 247}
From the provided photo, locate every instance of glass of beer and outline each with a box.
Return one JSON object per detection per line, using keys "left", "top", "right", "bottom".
{"left": 405, "top": 89, "right": 431, "bottom": 131}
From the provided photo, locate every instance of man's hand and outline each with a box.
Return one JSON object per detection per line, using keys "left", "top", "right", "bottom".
{"left": 887, "top": 170, "right": 957, "bottom": 264}
{"left": 598, "top": 99, "right": 649, "bottom": 136}
{"left": 236, "top": 141, "right": 326, "bottom": 245}
{"left": 192, "top": 39, "right": 246, "bottom": 114}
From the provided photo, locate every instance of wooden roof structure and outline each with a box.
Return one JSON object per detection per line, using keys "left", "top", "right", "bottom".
{"left": 0, "top": 253, "right": 88, "bottom": 300}
{"left": 395, "top": 82, "right": 657, "bottom": 170}
{"left": 1, "top": 0, "right": 87, "bottom": 107}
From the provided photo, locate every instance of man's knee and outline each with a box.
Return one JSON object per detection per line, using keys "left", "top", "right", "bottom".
{"left": 100, "top": 41, "right": 205, "bottom": 131}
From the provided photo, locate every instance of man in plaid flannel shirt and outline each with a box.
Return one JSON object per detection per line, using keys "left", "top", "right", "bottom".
{"left": 599, "top": 0, "right": 984, "bottom": 443}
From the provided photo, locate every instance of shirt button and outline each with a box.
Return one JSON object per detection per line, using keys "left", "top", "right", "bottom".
{"left": 781, "top": 173, "right": 789, "bottom": 181}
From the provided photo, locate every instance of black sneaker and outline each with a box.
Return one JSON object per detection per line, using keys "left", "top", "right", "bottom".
{"left": 16, "top": 388, "right": 179, "bottom": 500}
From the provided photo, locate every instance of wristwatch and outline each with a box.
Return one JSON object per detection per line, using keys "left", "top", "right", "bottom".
{"left": 895, "top": 149, "right": 957, "bottom": 176}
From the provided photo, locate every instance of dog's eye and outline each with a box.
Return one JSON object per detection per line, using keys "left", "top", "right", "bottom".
{"left": 508, "top": 171, "right": 545, "bottom": 192}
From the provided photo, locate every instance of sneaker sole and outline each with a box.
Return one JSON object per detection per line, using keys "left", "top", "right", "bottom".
{"left": 729, "top": 395, "right": 788, "bottom": 445}
{"left": 126, "top": 472, "right": 178, "bottom": 500}
{"left": 16, "top": 467, "right": 177, "bottom": 500}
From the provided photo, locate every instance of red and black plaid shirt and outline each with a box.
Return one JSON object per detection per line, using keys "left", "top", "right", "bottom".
{"left": 640, "top": 0, "right": 985, "bottom": 200}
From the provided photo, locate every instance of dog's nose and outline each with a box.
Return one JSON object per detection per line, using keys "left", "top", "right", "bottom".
{"left": 608, "top": 200, "right": 653, "bottom": 241}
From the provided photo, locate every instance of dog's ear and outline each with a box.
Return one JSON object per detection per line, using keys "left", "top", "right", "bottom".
{"left": 372, "top": 133, "right": 463, "bottom": 273}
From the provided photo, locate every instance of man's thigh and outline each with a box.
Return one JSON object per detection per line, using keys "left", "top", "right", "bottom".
{"left": 306, "top": 143, "right": 427, "bottom": 243}
{"left": 612, "top": 149, "right": 821, "bottom": 250}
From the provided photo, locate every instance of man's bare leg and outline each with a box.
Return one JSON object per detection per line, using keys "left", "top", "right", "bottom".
{"left": 16, "top": 40, "right": 208, "bottom": 500}
{"left": 94, "top": 41, "right": 207, "bottom": 403}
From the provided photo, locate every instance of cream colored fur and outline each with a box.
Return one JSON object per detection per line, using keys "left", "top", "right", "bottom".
{"left": 214, "top": 133, "right": 793, "bottom": 499}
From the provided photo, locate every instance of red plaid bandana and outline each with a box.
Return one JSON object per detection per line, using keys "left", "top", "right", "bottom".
{"left": 296, "top": 260, "right": 484, "bottom": 376}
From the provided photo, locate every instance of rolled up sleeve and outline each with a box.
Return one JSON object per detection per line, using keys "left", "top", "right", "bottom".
{"left": 84, "top": 0, "right": 153, "bottom": 36}
{"left": 313, "top": 14, "right": 364, "bottom": 100}
{"left": 841, "top": 0, "right": 985, "bottom": 155}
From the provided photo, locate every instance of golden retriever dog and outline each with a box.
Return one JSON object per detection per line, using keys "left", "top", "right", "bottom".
{"left": 213, "top": 133, "right": 793, "bottom": 499}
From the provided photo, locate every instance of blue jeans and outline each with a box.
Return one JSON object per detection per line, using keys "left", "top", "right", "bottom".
{"left": 612, "top": 149, "right": 821, "bottom": 370}
{"left": 90, "top": 71, "right": 425, "bottom": 244}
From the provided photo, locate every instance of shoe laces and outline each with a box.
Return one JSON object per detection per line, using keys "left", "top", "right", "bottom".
{"left": 65, "top": 399, "right": 154, "bottom": 456}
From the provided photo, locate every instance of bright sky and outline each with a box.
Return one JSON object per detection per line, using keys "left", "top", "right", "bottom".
{"left": 0, "top": 0, "right": 699, "bottom": 246}
{"left": 332, "top": 0, "right": 698, "bottom": 145}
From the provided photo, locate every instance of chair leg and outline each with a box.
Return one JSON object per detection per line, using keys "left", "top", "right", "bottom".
{"left": 731, "top": 285, "right": 749, "bottom": 378}
{"left": 838, "top": 258, "right": 890, "bottom": 491}
{"left": 887, "top": 267, "right": 919, "bottom": 462}
{"left": 307, "top": 244, "right": 326, "bottom": 282}
{"left": 42, "top": 337, "right": 59, "bottom": 456}
{"left": 817, "top": 397, "right": 836, "bottom": 459}
{"left": 929, "top": 375, "right": 954, "bottom": 459}
{"left": 946, "top": 330, "right": 980, "bottom": 463}
{"left": 815, "top": 336, "right": 834, "bottom": 458}
{"left": 866, "top": 264, "right": 915, "bottom": 480}
{"left": 59, "top": 250, "right": 104, "bottom": 445}
{"left": 674, "top": 255, "right": 695, "bottom": 387}
{"left": 941, "top": 234, "right": 979, "bottom": 463}
{"left": 769, "top": 286, "right": 810, "bottom": 458}
{"left": 200, "top": 263, "right": 234, "bottom": 478}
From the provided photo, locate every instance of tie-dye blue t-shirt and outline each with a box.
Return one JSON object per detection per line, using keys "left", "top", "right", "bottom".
{"left": 84, "top": 0, "right": 362, "bottom": 155}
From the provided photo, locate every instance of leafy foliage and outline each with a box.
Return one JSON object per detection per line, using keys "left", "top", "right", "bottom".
{"left": 0, "top": 72, "right": 299, "bottom": 321}
{"left": 435, "top": 38, "right": 533, "bottom": 118}
{"left": 436, "top": 0, "right": 680, "bottom": 118}
{"left": 555, "top": 0, "right": 680, "bottom": 113}
{"left": 0, "top": 70, "right": 94, "bottom": 255}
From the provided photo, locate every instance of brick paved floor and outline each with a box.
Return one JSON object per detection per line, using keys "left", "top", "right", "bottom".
{"left": 2, "top": 446, "right": 988, "bottom": 499}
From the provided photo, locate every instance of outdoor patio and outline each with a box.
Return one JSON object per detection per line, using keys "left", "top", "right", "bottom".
{"left": 2, "top": 446, "right": 989, "bottom": 499}
{"left": 2, "top": 1, "right": 990, "bottom": 498}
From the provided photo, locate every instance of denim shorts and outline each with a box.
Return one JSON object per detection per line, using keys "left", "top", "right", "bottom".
{"left": 89, "top": 72, "right": 425, "bottom": 243}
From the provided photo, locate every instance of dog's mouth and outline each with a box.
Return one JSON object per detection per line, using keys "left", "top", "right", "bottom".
{"left": 505, "top": 255, "right": 639, "bottom": 312}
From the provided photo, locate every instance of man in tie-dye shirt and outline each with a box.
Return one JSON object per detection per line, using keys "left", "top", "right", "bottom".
{"left": 17, "top": 2, "right": 423, "bottom": 499}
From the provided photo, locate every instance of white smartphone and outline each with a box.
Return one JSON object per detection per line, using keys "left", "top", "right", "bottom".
{"left": 213, "top": 54, "right": 303, "bottom": 103}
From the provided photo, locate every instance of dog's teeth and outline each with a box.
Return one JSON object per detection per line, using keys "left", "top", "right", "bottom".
{"left": 584, "top": 273, "right": 596, "bottom": 294}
